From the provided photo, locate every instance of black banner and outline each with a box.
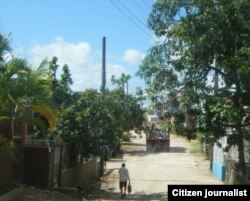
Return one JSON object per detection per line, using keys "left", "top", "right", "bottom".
{"left": 168, "top": 185, "right": 250, "bottom": 201}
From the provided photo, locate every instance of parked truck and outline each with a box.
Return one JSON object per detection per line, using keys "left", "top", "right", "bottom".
{"left": 145, "top": 115, "right": 170, "bottom": 152}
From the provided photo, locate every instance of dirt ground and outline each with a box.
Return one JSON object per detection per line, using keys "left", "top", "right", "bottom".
{"left": 22, "top": 131, "right": 222, "bottom": 201}
{"left": 88, "top": 131, "right": 222, "bottom": 201}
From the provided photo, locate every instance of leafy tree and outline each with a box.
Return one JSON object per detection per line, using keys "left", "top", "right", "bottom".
{"left": 54, "top": 89, "right": 111, "bottom": 165}
{"left": 139, "top": 0, "right": 250, "bottom": 183}
{"left": 111, "top": 74, "right": 145, "bottom": 131}
{"left": 49, "top": 57, "right": 73, "bottom": 110}
{"left": 111, "top": 73, "right": 131, "bottom": 95}
{"left": 135, "top": 87, "right": 146, "bottom": 107}
{"left": 32, "top": 57, "right": 74, "bottom": 138}
{"left": 53, "top": 75, "right": 145, "bottom": 164}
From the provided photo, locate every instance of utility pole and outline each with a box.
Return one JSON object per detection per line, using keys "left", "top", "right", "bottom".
{"left": 209, "top": 55, "right": 219, "bottom": 170}
{"left": 214, "top": 55, "right": 219, "bottom": 95}
{"left": 100, "top": 36, "right": 106, "bottom": 177}
{"left": 101, "top": 36, "right": 106, "bottom": 91}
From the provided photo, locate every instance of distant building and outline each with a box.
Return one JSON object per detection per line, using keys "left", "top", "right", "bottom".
{"left": 147, "top": 114, "right": 159, "bottom": 122}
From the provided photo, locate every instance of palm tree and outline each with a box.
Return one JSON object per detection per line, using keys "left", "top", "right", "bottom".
{"left": 0, "top": 34, "right": 11, "bottom": 62}
{"left": 0, "top": 34, "right": 56, "bottom": 142}
{"left": 111, "top": 73, "right": 131, "bottom": 95}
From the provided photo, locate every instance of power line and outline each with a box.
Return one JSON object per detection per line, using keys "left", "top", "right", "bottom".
{"left": 132, "top": 0, "right": 149, "bottom": 16}
{"left": 109, "top": 0, "right": 154, "bottom": 40}
{"left": 116, "top": 0, "right": 147, "bottom": 28}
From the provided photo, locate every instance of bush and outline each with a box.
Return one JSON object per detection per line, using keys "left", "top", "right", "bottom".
{"left": 122, "top": 132, "right": 130, "bottom": 142}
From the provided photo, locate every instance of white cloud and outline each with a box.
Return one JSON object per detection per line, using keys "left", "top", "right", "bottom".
{"left": 27, "top": 36, "right": 126, "bottom": 91}
{"left": 122, "top": 49, "right": 145, "bottom": 65}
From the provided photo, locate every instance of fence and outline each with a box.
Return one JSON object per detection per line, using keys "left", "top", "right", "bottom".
{"left": 21, "top": 139, "right": 62, "bottom": 188}
{"left": 60, "top": 158, "right": 99, "bottom": 187}
{"left": 225, "top": 157, "right": 250, "bottom": 184}
{"left": 11, "top": 138, "right": 99, "bottom": 189}
{"left": 0, "top": 152, "right": 13, "bottom": 190}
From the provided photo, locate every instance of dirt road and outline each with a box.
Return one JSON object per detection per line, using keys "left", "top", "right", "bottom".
{"left": 91, "top": 131, "right": 222, "bottom": 201}
{"left": 21, "top": 131, "right": 222, "bottom": 201}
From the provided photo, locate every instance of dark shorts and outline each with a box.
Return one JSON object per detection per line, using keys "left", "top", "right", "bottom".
{"left": 119, "top": 181, "right": 127, "bottom": 189}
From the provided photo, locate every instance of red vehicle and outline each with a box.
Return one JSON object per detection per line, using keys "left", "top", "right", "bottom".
{"left": 145, "top": 118, "right": 170, "bottom": 152}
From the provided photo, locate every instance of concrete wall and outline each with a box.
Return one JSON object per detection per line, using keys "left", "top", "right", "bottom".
{"left": 212, "top": 136, "right": 250, "bottom": 182}
{"left": 212, "top": 161, "right": 225, "bottom": 181}
{"left": 212, "top": 137, "right": 226, "bottom": 181}
{"left": 61, "top": 158, "right": 99, "bottom": 187}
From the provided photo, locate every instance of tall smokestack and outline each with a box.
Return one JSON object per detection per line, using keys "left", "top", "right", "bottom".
{"left": 101, "top": 36, "right": 106, "bottom": 91}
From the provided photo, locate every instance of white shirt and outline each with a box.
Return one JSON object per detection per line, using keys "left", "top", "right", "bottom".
{"left": 119, "top": 167, "right": 130, "bottom": 182}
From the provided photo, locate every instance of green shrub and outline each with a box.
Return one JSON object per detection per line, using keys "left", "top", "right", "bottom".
{"left": 122, "top": 132, "right": 130, "bottom": 142}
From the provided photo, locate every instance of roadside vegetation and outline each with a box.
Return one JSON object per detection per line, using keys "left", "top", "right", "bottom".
{"left": 0, "top": 34, "right": 146, "bottom": 167}
{"left": 1, "top": 0, "right": 250, "bottom": 186}
{"left": 137, "top": 0, "right": 250, "bottom": 183}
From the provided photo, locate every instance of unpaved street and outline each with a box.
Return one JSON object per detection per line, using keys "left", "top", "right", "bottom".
{"left": 92, "top": 131, "right": 222, "bottom": 201}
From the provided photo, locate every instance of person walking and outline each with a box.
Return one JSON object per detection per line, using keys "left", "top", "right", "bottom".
{"left": 118, "top": 163, "right": 130, "bottom": 198}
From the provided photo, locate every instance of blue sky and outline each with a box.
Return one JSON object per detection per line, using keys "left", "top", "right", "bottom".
{"left": 0, "top": 0, "right": 156, "bottom": 92}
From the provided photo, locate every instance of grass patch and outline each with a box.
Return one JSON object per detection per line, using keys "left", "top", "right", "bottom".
{"left": 189, "top": 140, "right": 203, "bottom": 156}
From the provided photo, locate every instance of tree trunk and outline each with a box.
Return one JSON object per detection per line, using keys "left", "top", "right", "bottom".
{"left": 11, "top": 118, "right": 14, "bottom": 142}
{"left": 209, "top": 142, "right": 214, "bottom": 170}
{"left": 236, "top": 130, "right": 246, "bottom": 184}
{"left": 234, "top": 75, "right": 246, "bottom": 183}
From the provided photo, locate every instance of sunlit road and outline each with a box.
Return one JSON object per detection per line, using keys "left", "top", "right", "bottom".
{"left": 92, "top": 131, "right": 222, "bottom": 201}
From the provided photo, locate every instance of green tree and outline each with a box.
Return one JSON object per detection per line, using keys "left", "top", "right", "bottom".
{"left": 53, "top": 85, "right": 145, "bottom": 164}
{"left": 135, "top": 86, "right": 147, "bottom": 107}
{"left": 54, "top": 89, "right": 113, "bottom": 165}
{"left": 49, "top": 57, "right": 73, "bottom": 110}
{"left": 54, "top": 91, "right": 100, "bottom": 164}
{"left": 0, "top": 34, "right": 11, "bottom": 62}
{"left": 0, "top": 34, "right": 56, "bottom": 141}
{"left": 111, "top": 73, "right": 131, "bottom": 95}
{"left": 139, "top": 0, "right": 250, "bottom": 183}
{"left": 111, "top": 74, "right": 145, "bottom": 131}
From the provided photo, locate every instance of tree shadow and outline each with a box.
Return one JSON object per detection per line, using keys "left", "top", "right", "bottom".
{"left": 121, "top": 143, "right": 186, "bottom": 156}
{"left": 121, "top": 142, "right": 146, "bottom": 147}
{"left": 126, "top": 150, "right": 148, "bottom": 156}
{"left": 168, "top": 146, "right": 186, "bottom": 153}
{"left": 86, "top": 189, "right": 168, "bottom": 201}
{"left": 107, "top": 158, "right": 126, "bottom": 163}
{"left": 103, "top": 168, "right": 118, "bottom": 177}
{"left": 110, "top": 152, "right": 124, "bottom": 158}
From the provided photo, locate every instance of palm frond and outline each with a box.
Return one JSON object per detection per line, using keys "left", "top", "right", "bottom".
{"left": 34, "top": 58, "right": 50, "bottom": 74}
{"left": 5, "top": 58, "right": 30, "bottom": 80}
{"left": 0, "top": 34, "right": 11, "bottom": 62}
{"left": 0, "top": 115, "right": 10, "bottom": 121}
{"left": 29, "top": 105, "right": 57, "bottom": 130}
